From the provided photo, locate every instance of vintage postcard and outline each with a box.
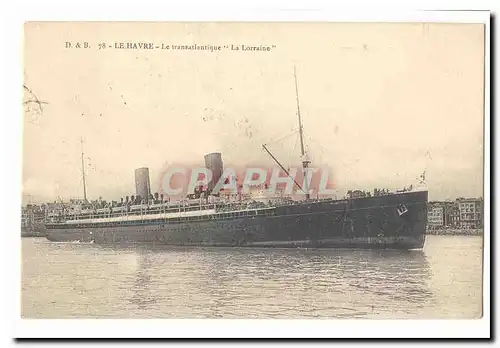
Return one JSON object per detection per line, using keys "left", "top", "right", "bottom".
{"left": 19, "top": 17, "right": 488, "bottom": 338}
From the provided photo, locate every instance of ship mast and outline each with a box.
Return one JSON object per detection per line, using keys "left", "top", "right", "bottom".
{"left": 80, "top": 137, "right": 88, "bottom": 202}
{"left": 261, "top": 67, "right": 311, "bottom": 199}
{"left": 294, "top": 66, "right": 310, "bottom": 199}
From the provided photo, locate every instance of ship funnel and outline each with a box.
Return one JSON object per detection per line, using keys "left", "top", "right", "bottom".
{"left": 204, "top": 152, "right": 223, "bottom": 193}
{"left": 134, "top": 167, "right": 151, "bottom": 203}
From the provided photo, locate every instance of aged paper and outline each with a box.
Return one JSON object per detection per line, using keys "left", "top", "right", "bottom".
{"left": 21, "top": 20, "right": 486, "bottom": 333}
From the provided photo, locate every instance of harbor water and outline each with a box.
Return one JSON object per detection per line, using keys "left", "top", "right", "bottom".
{"left": 21, "top": 235, "right": 483, "bottom": 319}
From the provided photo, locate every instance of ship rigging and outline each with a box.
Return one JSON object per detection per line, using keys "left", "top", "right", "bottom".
{"left": 262, "top": 66, "right": 311, "bottom": 199}
{"left": 80, "top": 137, "right": 88, "bottom": 203}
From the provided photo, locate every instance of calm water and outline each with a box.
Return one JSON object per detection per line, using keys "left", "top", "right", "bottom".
{"left": 21, "top": 235, "right": 483, "bottom": 319}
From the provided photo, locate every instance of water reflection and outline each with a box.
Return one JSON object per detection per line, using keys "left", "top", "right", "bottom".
{"left": 22, "top": 236, "right": 481, "bottom": 319}
{"left": 128, "top": 250, "right": 157, "bottom": 311}
{"left": 91, "top": 244, "right": 163, "bottom": 314}
{"left": 121, "top": 245, "right": 433, "bottom": 318}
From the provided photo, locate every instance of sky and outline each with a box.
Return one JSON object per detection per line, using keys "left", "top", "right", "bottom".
{"left": 22, "top": 22, "right": 485, "bottom": 204}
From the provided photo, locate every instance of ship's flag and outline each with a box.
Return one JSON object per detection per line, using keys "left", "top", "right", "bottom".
{"left": 419, "top": 171, "right": 426, "bottom": 184}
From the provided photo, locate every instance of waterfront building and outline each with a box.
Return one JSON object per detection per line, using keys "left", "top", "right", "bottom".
{"left": 443, "top": 202, "right": 461, "bottom": 228}
{"left": 427, "top": 203, "right": 444, "bottom": 229}
{"left": 457, "top": 197, "right": 483, "bottom": 228}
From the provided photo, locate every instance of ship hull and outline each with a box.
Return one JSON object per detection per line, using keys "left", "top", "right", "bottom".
{"left": 45, "top": 191, "right": 427, "bottom": 250}
{"left": 21, "top": 222, "right": 47, "bottom": 238}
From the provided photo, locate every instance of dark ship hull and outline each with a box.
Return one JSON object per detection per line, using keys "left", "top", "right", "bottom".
{"left": 45, "top": 190, "right": 427, "bottom": 249}
{"left": 21, "top": 222, "right": 47, "bottom": 238}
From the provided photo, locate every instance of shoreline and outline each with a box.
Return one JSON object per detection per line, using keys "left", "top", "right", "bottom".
{"left": 21, "top": 233, "right": 47, "bottom": 238}
{"left": 426, "top": 229, "right": 483, "bottom": 236}
{"left": 21, "top": 231, "right": 483, "bottom": 238}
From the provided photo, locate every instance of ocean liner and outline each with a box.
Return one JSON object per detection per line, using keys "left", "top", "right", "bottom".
{"left": 44, "top": 69, "right": 428, "bottom": 249}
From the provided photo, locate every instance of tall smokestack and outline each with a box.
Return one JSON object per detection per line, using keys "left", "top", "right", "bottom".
{"left": 204, "top": 153, "right": 223, "bottom": 194}
{"left": 134, "top": 167, "right": 151, "bottom": 203}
